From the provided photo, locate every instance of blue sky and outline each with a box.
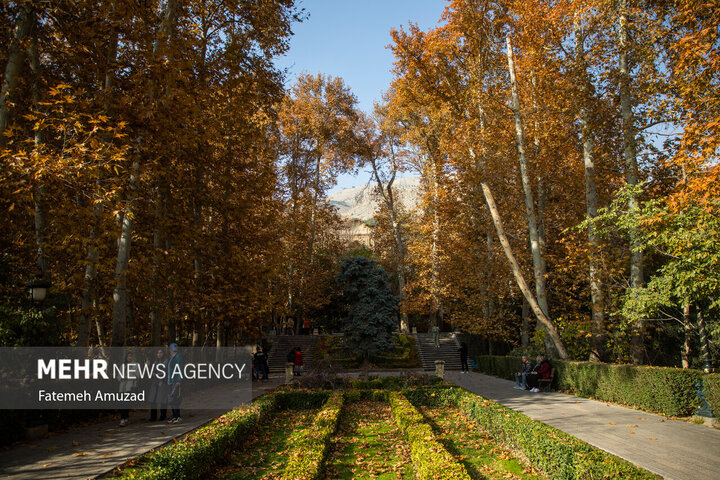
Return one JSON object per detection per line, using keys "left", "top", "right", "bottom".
{"left": 275, "top": 0, "right": 448, "bottom": 192}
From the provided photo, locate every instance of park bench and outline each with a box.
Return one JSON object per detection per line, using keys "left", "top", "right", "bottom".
{"left": 538, "top": 367, "right": 556, "bottom": 392}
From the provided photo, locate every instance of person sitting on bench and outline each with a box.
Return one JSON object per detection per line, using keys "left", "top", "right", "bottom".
{"left": 514, "top": 355, "right": 533, "bottom": 390}
{"left": 526, "top": 355, "right": 550, "bottom": 392}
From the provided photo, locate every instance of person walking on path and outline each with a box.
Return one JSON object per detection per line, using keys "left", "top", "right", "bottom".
{"left": 459, "top": 342, "right": 469, "bottom": 373}
{"left": 293, "top": 347, "right": 304, "bottom": 376}
{"left": 166, "top": 343, "right": 183, "bottom": 423}
{"left": 514, "top": 355, "right": 533, "bottom": 390}
{"left": 432, "top": 325, "right": 440, "bottom": 348}
{"left": 118, "top": 351, "right": 139, "bottom": 426}
{"left": 147, "top": 348, "right": 168, "bottom": 421}
{"left": 254, "top": 347, "right": 269, "bottom": 380}
{"left": 526, "top": 355, "right": 550, "bottom": 392}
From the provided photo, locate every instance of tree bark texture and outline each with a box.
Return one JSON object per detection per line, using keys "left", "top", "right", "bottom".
{"left": 0, "top": 4, "right": 34, "bottom": 142}
{"left": 506, "top": 36, "right": 556, "bottom": 356}
{"left": 575, "top": 16, "right": 605, "bottom": 362}
{"left": 369, "top": 153, "right": 410, "bottom": 333}
{"left": 618, "top": 0, "right": 645, "bottom": 364}
{"left": 480, "top": 182, "right": 568, "bottom": 359}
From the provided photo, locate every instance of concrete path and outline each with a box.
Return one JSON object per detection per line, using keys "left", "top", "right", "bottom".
{"left": 446, "top": 371, "right": 720, "bottom": 480}
{"left": 0, "top": 374, "right": 284, "bottom": 480}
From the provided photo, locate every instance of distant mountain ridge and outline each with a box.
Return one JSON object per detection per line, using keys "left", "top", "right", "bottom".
{"left": 328, "top": 176, "right": 420, "bottom": 221}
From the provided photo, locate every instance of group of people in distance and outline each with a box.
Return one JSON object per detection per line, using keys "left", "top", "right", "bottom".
{"left": 118, "top": 343, "right": 184, "bottom": 427}
{"left": 514, "top": 354, "right": 551, "bottom": 393}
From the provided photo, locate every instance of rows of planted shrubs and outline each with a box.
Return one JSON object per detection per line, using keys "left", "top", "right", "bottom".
{"left": 388, "top": 391, "right": 471, "bottom": 480}
{"left": 474, "top": 355, "right": 719, "bottom": 417}
{"left": 111, "top": 391, "right": 330, "bottom": 480}
{"left": 405, "top": 386, "right": 659, "bottom": 479}
{"left": 111, "top": 378, "right": 660, "bottom": 480}
{"left": 282, "top": 391, "right": 344, "bottom": 480}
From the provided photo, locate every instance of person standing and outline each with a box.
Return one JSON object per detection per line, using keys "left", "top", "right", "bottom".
{"left": 148, "top": 348, "right": 168, "bottom": 421}
{"left": 118, "top": 351, "right": 139, "bottom": 426}
{"left": 254, "top": 347, "right": 269, "bottom": 380}
{"left": 293, "top": 347, "right": 304, "bottom": 376}
{"left": 459, "top": 342, "right": 469, "bottom": 373}
{"left": 514, "top": 355, "right": 533, "bottom": 390}
{"left": 432, "top": 325, "right": 440, "bottom": 348}
{"left": 167, "top": 343, "right": 183, "bottom": 423}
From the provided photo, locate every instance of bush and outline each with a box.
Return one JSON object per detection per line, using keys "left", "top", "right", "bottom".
{"left": 704, "top": 374, "right": 720, "bottom": 417}
{"left": 388, "top": 392, "right": 471, "bottom": 480}
{"left": 113, "top": 394, "right": 278, "bottom": 479}
{"left": 409, "top": 386, "right": 658, "bottom": 480}
{"left": 474, "top": 355, "right": 705, "bottom": 416}
{"left": 282, "top": 391, "right": 344, "bottom": 480}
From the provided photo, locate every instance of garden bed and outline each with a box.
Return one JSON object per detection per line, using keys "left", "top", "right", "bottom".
{"left": 109, "top": 381, "right": 659, "bottom": 480}
{"left": 418, "top": 404, "right": 541, "bottom": 480}
{"left": 324, "top": 399, "right": 414, "bottom": 479}
{"left": 216, "top": 408, "right": 319, "bottom": 479}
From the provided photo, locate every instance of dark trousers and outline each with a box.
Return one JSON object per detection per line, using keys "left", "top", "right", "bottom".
{"left": 120, "top": 409, "right": 129, "bottom": 420}
{"left": 171, "top": 408, "right": 180, "bottom": 419}
{"left": 461, "top": 356, "right": 469, "bottom": 372}
{"left": 149, "top": 403, "right": 166, "bottom": 421}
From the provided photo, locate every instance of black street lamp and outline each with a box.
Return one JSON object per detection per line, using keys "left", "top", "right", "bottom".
{"left": 26, "top": 277, "right": 52, "bottom": 303}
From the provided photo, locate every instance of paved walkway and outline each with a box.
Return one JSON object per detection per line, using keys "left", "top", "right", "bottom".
{"left": 0, "top": 375, "right": 284, "bottom": 480}
{"left": 446, "top": 371, "right": 720, "bottom": 480}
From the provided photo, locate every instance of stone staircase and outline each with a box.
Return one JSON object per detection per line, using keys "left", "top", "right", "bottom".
{"left": 267, "top": 335, "right": 318, "bottom": 373}
{"left": 414, "top": 333, "right": 463, "bottom": 371}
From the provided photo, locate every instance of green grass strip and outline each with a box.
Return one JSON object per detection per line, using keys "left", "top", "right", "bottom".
{"left": 388, "top": 391, "right": 471, "bottom": 480}
{"left": 405, "top": 386, "right": 660, "bottom": 480}
{"left": 113, "top": 394, "right": 278, "bottom": 480}
{"left": 281, "top": 390, "right": 344, "bottom": 480}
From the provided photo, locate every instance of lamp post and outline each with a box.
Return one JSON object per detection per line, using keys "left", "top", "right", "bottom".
{"left": 26, "top": 277, "right": 51, "bottom": 304}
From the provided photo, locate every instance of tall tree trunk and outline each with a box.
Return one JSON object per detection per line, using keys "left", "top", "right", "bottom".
{"left": 575, "top": 15, "right": 605, "bottom": 362}
{"left": 681, "top": 298, "right": 691, "bottom": 369}
{"left": 79, "top": 17, "right": 118, "bottom": 347}
{"left": 506, "top": 36, "right": 556, "bottom": 356}
{"left": 27, "top": 23, "right": 47, "bottom": 281}
{"left": 618, "top": 0, "right": 645, "bottom": 364}
{"left": 369, "top": 153, "right": 409, "bottom": 332}
{"left": 480, "top": 182, "right": 569, "bottom": 359}
{"left": 430, "top": 157, "right": 443, "bottom": 327}
{"left": 150, "top": 181, "right": 168, "bottom": 346}
{"left": 111, "top": 160, "right": 139, "bottom": 346}
{"left": 111, "top": 0, "right": 178, "bottom": 346}
{"left": 697, "top": 306, "right": 713, "bottom": 372}
{"left": 521, "top": 297, "right": 530, "bottom": 347}
{"left": 0, "top": 3, "right": 34, "bottom": 142}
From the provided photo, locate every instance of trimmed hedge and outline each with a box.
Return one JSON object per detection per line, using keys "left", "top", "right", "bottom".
{"left": 474, "top": 355, "right": 708, "bottom": 417}
{"left": 704, "top": 374, "right": 720, "bottom": 417}
{"left": 408, "top": 386, "right": 659, "bottom": 480}
{"left": 282, "top": 391, "right": 344, "bottom": 480}
{"left": 388, "top": 391, "right": 471, "bottom": 480}
{"left": 114, "top": 394, "right": 278, "bottom": 480}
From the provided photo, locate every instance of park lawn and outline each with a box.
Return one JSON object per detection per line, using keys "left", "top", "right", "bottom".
{"left": 217, "top": 408, "right": 319, "bottom": 480}
{"left": 323, "top": 399, "right": 414, "bottom": 479}
{"left": 418, "top": 405, "right": 543, "bottom": 480}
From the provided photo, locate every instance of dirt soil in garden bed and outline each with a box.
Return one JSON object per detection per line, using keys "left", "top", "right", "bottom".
{"left": 324, "top": 400, "right": 414, "bottom": 479}
{"left": 216, "top": 408, "right": 319, "bottom": 480}
{"left": 418, "top": 405, "right": 543, "bottom": 480}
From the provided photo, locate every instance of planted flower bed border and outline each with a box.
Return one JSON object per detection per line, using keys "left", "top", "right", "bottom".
{"left": 404, "top": 386, "right": 660, "bottom": 480}
{"left": 109, "top": 381, "right": 659, "bottom": 480}
{"left": 282, "top": 391, "right": 344, "bottom": 480}
{"left": 388, "top": 391, "right": 471, "bottom": 480}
